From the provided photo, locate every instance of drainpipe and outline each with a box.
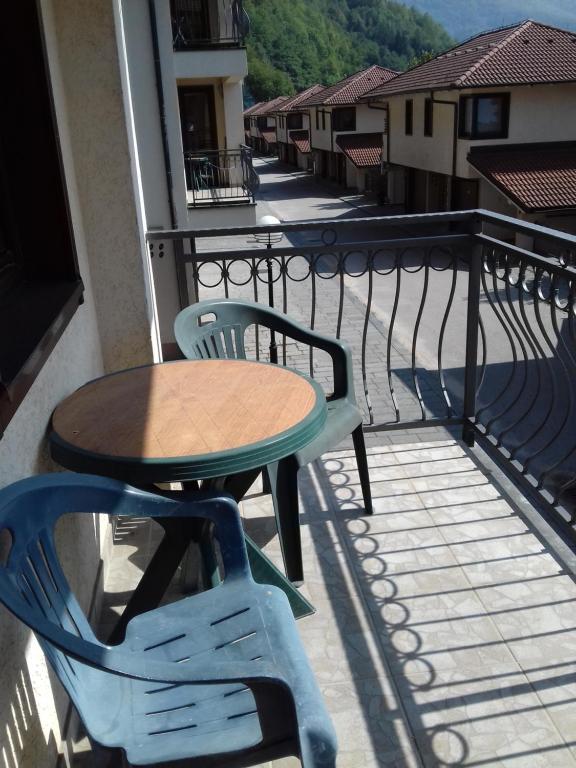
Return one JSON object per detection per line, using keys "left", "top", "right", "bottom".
{"left": 429, "top": 91, "right": 458, "bottom": 210}
{"left": 148, "top": 0, "right": 189, "bottom": 309}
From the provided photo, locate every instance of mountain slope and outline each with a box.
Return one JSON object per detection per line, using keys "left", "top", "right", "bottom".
{"left": 244, "top": 0, "right": 453, "bottom": 101}
{"left": 396, "top": 0, "right": 576, "bottom": 40}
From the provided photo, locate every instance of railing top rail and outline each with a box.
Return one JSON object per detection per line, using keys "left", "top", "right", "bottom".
{"left": 477, "top": 233, "right": 576, "bottom": 279}
{"left": 477, "top": 209, "right": 576, "bottom": 249}
{"left": 181, "top": 234, "right": 473, "bottom": 263}
{"left": 146, "top": 210, "right": 477, "bottom": 240}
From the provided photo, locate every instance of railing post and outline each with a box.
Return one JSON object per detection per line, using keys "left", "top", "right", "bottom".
{"left": 462, "top": 230, "right": 482, "bottom": 446}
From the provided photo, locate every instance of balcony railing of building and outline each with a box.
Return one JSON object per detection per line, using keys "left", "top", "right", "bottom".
{"left": 184, "top": 146, "right": 259, "bottom": 207}
{"left": 147, "top": 210, "right": 576, "bottom": 545}
{"left": 171, "top": 0, "right": 249, "bottom": 50}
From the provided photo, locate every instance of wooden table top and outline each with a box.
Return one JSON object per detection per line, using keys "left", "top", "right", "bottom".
{"left": 50, "top": 359, "right": 326, "bottom": 482}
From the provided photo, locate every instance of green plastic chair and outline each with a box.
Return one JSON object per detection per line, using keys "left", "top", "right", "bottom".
{"left": 0, "top": 473, "right": 337, "bottom": 767}
{"left": 174, "top": 299, "right": 373, "bottom": 583}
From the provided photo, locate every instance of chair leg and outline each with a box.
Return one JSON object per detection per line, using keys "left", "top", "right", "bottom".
{"left": 262, "top": 466, "right": 272, "bottom": 495}
{"left": 352, "top": 424, "right": 373, "bottom": 515}
{"left": 268, "top": 458, "right": 303, "bottom": 584}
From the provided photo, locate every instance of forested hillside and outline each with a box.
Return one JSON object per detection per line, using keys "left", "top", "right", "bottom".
{"left": 396, "top": 0, "right": 576, "bottom": 40}
{"left": 244, "top": 0, "right": 453, "bottom": 102}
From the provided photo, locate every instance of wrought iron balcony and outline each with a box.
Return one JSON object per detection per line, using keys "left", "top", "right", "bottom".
{"left": 171, "top": 0, "right": 249, "bottom": 50}
{"left": 184, "top": 146, "right": 259, "bottom": 207}
{"left": 148, "top": 210, "right": 576, "bottom": 543}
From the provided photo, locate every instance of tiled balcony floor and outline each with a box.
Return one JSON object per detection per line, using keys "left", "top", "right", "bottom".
{"left": 91, "top": 438, "right": 576, "bottom": 767}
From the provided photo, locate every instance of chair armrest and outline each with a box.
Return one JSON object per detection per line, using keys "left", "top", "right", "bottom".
{"left": 249, "top": 303, "right": 356, "bottom": 401}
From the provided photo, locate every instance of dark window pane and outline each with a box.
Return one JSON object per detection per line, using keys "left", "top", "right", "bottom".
{"left": 332, "top": 107, "right": 355, "bottom": 132}
{"left": 287, "top": 113, "right": 303, "bottom": 130}
{"left": 424, "top": 99, "right": 433, "bottom": 137}
{"left": 405, "top": 100, "right": 413, "bottom": 135}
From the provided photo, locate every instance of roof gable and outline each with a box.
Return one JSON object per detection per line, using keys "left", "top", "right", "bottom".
{"left": 365, "top": 20, "right": 576, "bottom": 98}
{"left": 300, "top": 65, "right": 398, "bottom": 106}
{"left": 277, "top": 84, "right": 325, "bottom": 112}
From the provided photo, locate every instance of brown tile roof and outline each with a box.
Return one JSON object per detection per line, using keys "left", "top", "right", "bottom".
{"left": 468, "top": 143, "right": 576, "bottom": 212}
{"left": 336, "top": 133, "right": 383, "bottom": 167}
{"left": 251, "top": 96, "right": 290, "bottom": 116}
{"left": 300, "top": 65, "right": 398, "bottom": 106}
{"left": 364, "top": 20, "right": 576, "bottom": 98}
{"left": 243, "top": 102, "right": 264, "bottom": 117}
{"left": 290, "top": 130, "right": 311, "bottom": 154}
{"left": 277, "top": 85, "right": 325, "bottom": 112}
{"left": 260, "top": 127, "right": 277, "bottom": 144}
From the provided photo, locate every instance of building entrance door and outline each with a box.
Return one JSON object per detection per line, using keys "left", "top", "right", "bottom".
{"left": 178, "top": 85, "right": 218, "bottom": 153}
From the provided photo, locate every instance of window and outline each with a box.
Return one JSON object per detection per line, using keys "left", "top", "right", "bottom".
{"left": 424, "top": 99, "right": 433, "bottom": 136}
{"left": 256, "top": 116, "right": 267, "bottom": 130}
{"left": 405, "top": 100, "right": 413, "bottom": 135}
{"left": 332, "top": 107, "right": 356, "bottom": 132}
{"left": 0, "top": 0, "right": 82, "bottom": 434}
{"left": 315, "top": 109, "right": 320, "bottom": 130}
{"left": 321, "top": 110, "right": 326, "bottom": 130}
{"left": 287, "top": 113, "right": 303, "bottom": 130}
{"left": 459, "top": 94, "right": 510, "bottom": 139}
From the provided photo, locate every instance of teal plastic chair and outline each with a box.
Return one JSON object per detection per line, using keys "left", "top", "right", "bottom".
{"left": 0, "top": 473, "right": 337, "bottom": 767}
{"left": 174, "top": 298, "right": 373, "bottom": 583}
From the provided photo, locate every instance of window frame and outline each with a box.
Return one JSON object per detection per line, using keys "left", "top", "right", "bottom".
{"left": 0, "top": 0, "right": 83, "bottom": 436}
{"left": 405, "top": 99, "right": 413, "bottom": 136}
{"left": 286, "top": 113, "right": 303, "bottom": 130}
{"left": 458, "top": 93, "right": 510, "bottom": 140}
{"left": 424, "top": 98, "right": 434, "bottom": 137}
{"left": 332, "top": 107, "right": 356, "bottom": 133}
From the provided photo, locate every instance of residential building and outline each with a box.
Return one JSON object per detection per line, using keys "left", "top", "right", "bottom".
{"left": 245, "top": 96, "right": 289, "bottom": 154}
{"left": 243, "top": 99, "right": 263, "bottom": 146}
{"left": 300, "top": 65, "right": 397, "bottom": 191}
{"left": 363, "top": 20, "right": 576, "bottom": 236}
{"left": 274, "top": 84, "right": 325, "bottom": 169}
{"left": 121, "top": 0, "right": 258, "bottom": 357}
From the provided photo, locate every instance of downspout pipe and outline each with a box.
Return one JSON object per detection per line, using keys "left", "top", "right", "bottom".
{"left": 148, "top": 0, "right": 189, "bottom": 309}
{"left": 367, "top": 100, "right": 389, "bottom": 165}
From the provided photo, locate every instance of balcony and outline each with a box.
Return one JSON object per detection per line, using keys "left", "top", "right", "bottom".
{"left": 184, "top": 146, "right": 259, "bottom": 207}
{"left": 171, "top": 0, "right": 249, "bottom": 50}
{"left": 96, "top": 209, "right": 576, "bottom": 766}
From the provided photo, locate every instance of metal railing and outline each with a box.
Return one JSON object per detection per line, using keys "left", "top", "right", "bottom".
{"left": 184, "top": 146, "right": 259, "bottom": 207}
{"left": 171, "top": 0, "right": 249, "bottom": 50}
{"left": 147, "top": 210, "right": 576, "bottom": 538}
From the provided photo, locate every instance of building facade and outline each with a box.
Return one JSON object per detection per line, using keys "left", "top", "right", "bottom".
{"left": 300, "top": 65, "right": 397, "bottom": 192}
{"left": 364, "top": 21, "right": 576, "bottom": 236}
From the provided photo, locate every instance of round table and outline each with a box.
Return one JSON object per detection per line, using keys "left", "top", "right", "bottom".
{"left": 49, "top": 358, "right": 325, "bottom": 639}
{"left": 50, "top": 358, "right": 327, "bottom": 484}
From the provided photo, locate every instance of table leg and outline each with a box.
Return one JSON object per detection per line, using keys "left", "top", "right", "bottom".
{"left": 107, "top": 517, "right": 203, "bottom": 645}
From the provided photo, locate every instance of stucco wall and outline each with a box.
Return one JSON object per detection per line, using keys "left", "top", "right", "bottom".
{"left": 388, "top": 92, "right": 456, "bottom": 176}
{"left": 334, "top": 103, "right": 386, "bottom": 150}
{"left": 0, "top": 1, "right": 155, "bottom": 765}
{"left": 387, "top": 83, "right": 576, "bottom": 180}
{"left": 310, "top": 107, "right": 332, "bottom": 151}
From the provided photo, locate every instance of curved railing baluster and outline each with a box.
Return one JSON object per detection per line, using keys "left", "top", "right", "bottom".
{"left": 412, "top": 251, "right": 430, "bottom": 421}
{"left": 386, "top": 255, "right": 401, "bottom": 422}
{"left": 437, "top": 255, "right": 457, "bottom": 417}
{"left": 361, "top": 252, "right": 375, "bottom": 425}
{"left": 476, "top": 256, "right": 518, "bottom": 421}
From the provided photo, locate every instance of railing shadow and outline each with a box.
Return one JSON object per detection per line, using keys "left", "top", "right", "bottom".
{"left": 303, "top": 438, "right": 576, "bottom": 766}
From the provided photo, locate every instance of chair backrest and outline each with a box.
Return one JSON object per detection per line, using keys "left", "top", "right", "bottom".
{"left": 0, "top": 473, "right": 251, "bottom": 741}
{"left": 174, "top": 299, "right": 265, "bottom": 361}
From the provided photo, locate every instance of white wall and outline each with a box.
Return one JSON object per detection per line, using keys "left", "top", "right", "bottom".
{"left": 386, "top": 83, "right": 576, "bottom": 180}
{"left": 0, "top": 1, "right": 156, "bottom": 765}
{"left": 334, "top": 103, "right": 385, "bottom": 148}
{"left": 388, "top": 92, "right": 456, "bottom": 176}
{"left": 173, "top": 48, "right": 247, "bottom": 81}
{"left": 310, "top": 106, "right": 332, "bottom": 151}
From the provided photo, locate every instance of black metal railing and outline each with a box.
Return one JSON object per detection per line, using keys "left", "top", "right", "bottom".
{"left": 184, "top": 146, "right": 259, "bottom": 206}
{"left": 171, "top": 0, "right": 249, "bottom": 50}
{"left": 147, "top": 210, "right": 576, "bottom": 538}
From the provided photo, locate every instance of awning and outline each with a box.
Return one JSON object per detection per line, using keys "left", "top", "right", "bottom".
{"left": 335, "top": 133, "right": 382, "bottom": 167}
{"left": 290, "top": 130, "right": 311, "bottom": 154}
{"left": 468, "top": 144, "right": 576, "bottom": 212}
{"left": 260, "top": 127, "right": 277, "bottom": 145}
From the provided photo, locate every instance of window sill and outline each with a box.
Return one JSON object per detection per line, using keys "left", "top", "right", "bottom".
{"left": 0, "top": 279, "right": 84, "bottom": 437}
